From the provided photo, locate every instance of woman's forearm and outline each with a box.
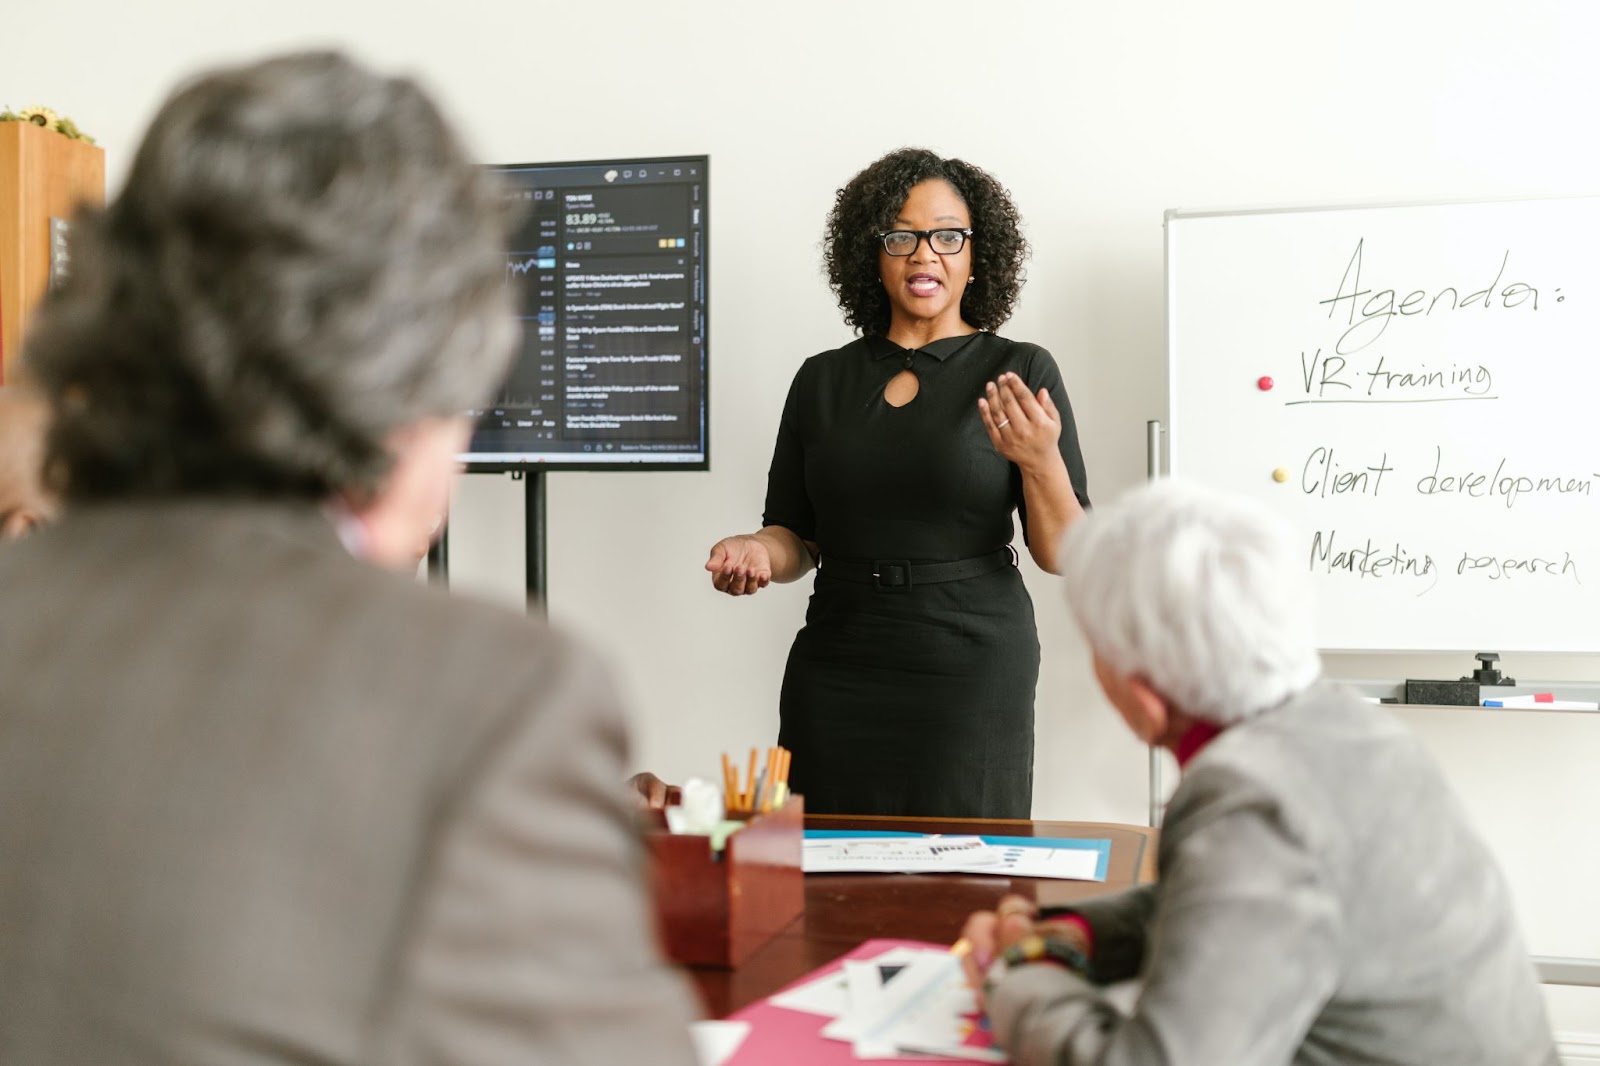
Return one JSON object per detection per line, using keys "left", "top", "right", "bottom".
{"left": 1019, "top": 456, "right": 1085, "bottom": 574}
{"left": 754, "top": 524, "right": 817, "bottom": 583}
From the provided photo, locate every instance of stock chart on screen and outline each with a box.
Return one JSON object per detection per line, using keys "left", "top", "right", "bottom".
{"left": 465, "top": 156, "right": 708, "bottom": 471}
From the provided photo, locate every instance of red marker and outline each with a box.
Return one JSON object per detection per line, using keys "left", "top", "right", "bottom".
{"left": 1257, "top": 376, "right": 1274, "bottom": 391}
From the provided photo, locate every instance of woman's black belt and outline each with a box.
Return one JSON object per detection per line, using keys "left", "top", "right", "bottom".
{"left": 820, "top": 547, "right": 1016, "bottom": 592}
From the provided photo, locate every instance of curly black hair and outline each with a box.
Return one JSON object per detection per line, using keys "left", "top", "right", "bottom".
{"left": 823, "top": 147, "right": 1028, "bottom": 336}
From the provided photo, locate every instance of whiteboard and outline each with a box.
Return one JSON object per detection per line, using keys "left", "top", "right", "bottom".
{"left": 1167, "top": 197, "right": 1600, "bottom": 653}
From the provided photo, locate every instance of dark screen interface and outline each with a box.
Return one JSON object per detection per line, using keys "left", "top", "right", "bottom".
{"left": 466, "top": 157, "right": 707, "bottom": 467}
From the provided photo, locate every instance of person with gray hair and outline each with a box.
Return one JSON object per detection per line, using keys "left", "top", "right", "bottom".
{"left": 0, "top": 52, "right": 701, "bottom": 1066}
{"left": 959, "top": 479, "right": 1556, "bottom": 1065}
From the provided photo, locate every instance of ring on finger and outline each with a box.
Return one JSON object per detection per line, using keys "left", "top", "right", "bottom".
{"left": 995, "top": 418, "right": 1011, "bottom": 429}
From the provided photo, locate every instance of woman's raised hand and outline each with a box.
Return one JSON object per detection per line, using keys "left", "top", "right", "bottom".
{"left": 978, "top": 372, "right": 1061, "bottom": 470}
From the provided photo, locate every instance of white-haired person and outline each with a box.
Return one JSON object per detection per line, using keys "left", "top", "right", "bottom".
{"left": 959, "top": 479, "right": 1556, "bottom": 1066}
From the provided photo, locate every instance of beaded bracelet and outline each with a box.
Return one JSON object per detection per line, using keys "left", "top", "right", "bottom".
{"left": 1000, "top": 933, "right": 1094, "bottom": 982}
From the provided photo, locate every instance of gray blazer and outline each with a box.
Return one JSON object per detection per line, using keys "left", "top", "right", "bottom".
{"left": 0, "top": 501, "right": 701, "bottom": 1066}
{"left": 990, "top": 681, "right": 1557, "bottom": 1066}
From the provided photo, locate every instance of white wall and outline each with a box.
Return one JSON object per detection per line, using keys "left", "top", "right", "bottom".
{"left": 11, "top": 0, "right": 1599, "bottom": 1032}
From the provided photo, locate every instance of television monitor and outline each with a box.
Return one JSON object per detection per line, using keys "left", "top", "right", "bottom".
{"left": 465, "top": 155, "right": 708, "bottom": 471}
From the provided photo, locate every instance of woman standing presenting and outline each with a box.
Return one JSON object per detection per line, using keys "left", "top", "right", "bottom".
{"left": 706, "top": 148, "right": 1089, "bottom": 817}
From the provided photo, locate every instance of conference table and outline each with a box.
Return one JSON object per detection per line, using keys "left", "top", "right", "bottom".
{"left": 683, "top": 814, "right": 1159, "bottom": 1018}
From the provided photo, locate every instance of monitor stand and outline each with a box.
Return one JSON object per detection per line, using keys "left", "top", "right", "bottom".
{"left": 424, "top": 470, "right": 547, "bottom": 617}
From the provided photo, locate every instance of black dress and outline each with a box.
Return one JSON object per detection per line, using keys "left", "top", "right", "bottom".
{"left": 762, "top": 332, "right": 1090, "bottom": 818}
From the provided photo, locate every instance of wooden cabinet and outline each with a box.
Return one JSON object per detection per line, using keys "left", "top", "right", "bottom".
{"left": 0, "top": 121, "right": 104, "bottom": 383}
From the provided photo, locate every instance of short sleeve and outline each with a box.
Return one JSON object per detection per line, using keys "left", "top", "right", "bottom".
{"left": 760, "top": 365, "right": 816, "bottom": 540}
{"left": 1013, "top": 346, "right": 1091, "bottom": 540}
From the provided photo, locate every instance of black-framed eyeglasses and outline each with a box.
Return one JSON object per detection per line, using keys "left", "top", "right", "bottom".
{"left": 878, "top": 228, "right": 973, "bottom": 256}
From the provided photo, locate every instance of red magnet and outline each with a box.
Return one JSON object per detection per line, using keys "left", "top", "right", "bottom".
{"left": 1257, "top": 376, "right": 1274, "bottom": 391}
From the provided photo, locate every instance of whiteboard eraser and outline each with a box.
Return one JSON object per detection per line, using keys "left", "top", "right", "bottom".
{"left": 1404, "top": 680, "right": 1479, "bottom": 706}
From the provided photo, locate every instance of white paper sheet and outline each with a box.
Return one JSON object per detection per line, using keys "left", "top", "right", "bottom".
{"left": 689, "top": 1020, "right": 750, "bottom": 1066}
{"left": 973, "top": 842, "right": 1104, "bottom": 881}
{"left": 765, "top": 944, "right": 1009, "bottom": 1061}
{"left": 847, "top": 952, "right": 999, "bottom": 1060}
{"left": 803, "top": 835, "right": 1106, "bottom": 881}
{"left": 767, "top": 946, "right": 925, "bottom": 1017}
{"left": 809, "top": 948, "right": 1003, "bottom": 1061}
{"left": 801, "top": 835, "right": 1004, "bottom": 873}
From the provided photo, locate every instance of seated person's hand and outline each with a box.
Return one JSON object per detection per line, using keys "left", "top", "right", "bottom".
{"left": 959, "top": 895, "right": 1090, "bottom": 1009}
{"left": 627, "top": 771, "right": 681, "bottom": 810}
{"left": 959, "top": 896, "right": 1036, "bottom": 997}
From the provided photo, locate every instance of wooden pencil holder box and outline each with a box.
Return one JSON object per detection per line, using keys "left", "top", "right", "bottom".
{"left": 644, "top": 795, "right": 804, "bottom": 969}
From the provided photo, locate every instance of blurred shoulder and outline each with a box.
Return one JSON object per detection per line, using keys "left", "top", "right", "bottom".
{"left": 1166, "top": 682, "right": 1424, "bottom": 839}
{"left": 277, "top": 533, "right": 630, "bottom": 778}
{"left": 320, "top": 547, "right": 602, "bottom": 684}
